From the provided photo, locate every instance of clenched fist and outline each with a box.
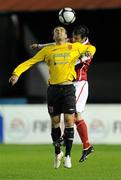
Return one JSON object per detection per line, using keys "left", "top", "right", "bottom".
{"left": 9, "top": 74, "right": 19, "bottom": 86}
{"left": 30, "top": 43, "right": 38, "bottom": 50}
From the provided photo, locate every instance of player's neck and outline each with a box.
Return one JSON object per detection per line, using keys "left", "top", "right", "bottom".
{"left": 56, "top": 40, "right": 66, "bottom": 45}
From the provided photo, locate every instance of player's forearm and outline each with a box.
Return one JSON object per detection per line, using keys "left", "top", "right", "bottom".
{"left": 39, "top": 42, "right": 55, "bottom": 47}
{"left": 30, "top": 42, "right": 55, "bottom": 49}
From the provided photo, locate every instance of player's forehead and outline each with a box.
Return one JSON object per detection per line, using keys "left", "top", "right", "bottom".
{"left": 54, "top": 26, "right": 66, "bottom": 33}
{"left": 73, "top": 32, "right": 81, "bottom": 37}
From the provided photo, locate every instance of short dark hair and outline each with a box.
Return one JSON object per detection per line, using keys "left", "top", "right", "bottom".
{"left": 73, "top": 25, "right": 89, "bottom": 39}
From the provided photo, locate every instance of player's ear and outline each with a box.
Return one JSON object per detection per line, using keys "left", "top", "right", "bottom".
{"left": 52, "top": 29, "right": 55, "bottom": 40}
{"left": 65, "top": 33, "right": 67, "bottom": 39}
{"left": 53, "top": 35, "right": 55, "bottom": 40}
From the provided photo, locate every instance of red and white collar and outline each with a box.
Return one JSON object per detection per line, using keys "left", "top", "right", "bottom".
{"left": 82, "top": 38, "right": 89, "bottom": 45}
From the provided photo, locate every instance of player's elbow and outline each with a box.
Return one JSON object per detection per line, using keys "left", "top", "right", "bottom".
{"left": 89, "top": 45, "right": 96, "bottom": 56}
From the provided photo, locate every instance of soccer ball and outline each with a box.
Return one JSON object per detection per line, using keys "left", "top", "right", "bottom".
{"left": 59, "top": 7, "right": 76, "bottom": 25}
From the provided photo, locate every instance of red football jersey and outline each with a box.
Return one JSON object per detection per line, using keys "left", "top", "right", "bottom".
{"left": 75, "top": 38, "right": 92, "bottom": 81}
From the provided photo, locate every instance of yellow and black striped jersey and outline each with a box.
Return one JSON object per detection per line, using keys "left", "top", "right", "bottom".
{"left": 13, "top": 42, "right": 96, "bottom": 85}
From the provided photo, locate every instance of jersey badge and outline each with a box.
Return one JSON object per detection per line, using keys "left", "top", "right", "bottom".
{"left": 68, "top": 45, "right": 72, "bottom": 50}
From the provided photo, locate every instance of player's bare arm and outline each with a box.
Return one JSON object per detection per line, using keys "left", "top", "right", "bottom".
{"left": 30, "top": 42, "right": 55, "bottom": 50}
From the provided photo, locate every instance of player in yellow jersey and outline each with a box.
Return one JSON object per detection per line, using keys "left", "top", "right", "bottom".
{"left": 30, "top": 25, "right": 95, "bottom": 163}
{"left": 9, "top": 26, "right": 96, "bottom": 169}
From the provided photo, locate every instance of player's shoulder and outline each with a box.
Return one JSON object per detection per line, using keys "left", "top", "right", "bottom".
{"left": 41, "top": 44, "right": 55, "bottom": 51}
{"left": 86, "top": 42, "right": 91, "bottom": 45}
{"left": 72, "top": 42, "right": 83, "bottom": 48}
{"left": 73, "top": 42, "right": 81, "bottom": 45}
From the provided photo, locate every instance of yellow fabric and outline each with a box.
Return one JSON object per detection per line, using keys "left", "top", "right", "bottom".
{"left": 13, "top": 42, "right": 96, "bottom": 85}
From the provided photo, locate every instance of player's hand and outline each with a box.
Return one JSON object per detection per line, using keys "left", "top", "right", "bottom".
{"left": 9, "top": 75, "right": 19, "bottom": 86}
{"left": 30, "top": 43, "right": 38, "bottom": 49}
{"left": 85, "top": 51, "right": 93, "bottom": 58}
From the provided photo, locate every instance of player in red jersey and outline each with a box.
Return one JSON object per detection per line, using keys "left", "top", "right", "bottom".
{"left": 72, "top": 25, "right": 94, "bottom": 162}
{"left": 30, "top": 25, "right": 94, "bottom": 162}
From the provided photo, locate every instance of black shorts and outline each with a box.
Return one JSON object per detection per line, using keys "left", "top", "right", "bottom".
{"left": 47, "top": 84, "right": 76, "bottom": 116}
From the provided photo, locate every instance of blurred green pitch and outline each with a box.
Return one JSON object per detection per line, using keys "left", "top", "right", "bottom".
{"left": 0, "top": 144, "right": 121, "bottom": 180}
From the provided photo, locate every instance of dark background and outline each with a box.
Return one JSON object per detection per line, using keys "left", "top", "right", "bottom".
{"left": 0, "top": 9, "right": 121, "bottom": 103}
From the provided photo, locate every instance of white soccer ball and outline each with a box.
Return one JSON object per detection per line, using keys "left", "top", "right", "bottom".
{"left": 59, "top": 7, "right": 76, "bottom": 25}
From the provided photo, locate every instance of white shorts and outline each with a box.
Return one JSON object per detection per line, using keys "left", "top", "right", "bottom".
{"left": 74, "top": 81, "right": 88, "bottom": 113}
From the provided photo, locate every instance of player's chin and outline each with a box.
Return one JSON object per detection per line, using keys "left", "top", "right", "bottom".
{"left": 57, "top": 37, "right": 65, "bottom": 41}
